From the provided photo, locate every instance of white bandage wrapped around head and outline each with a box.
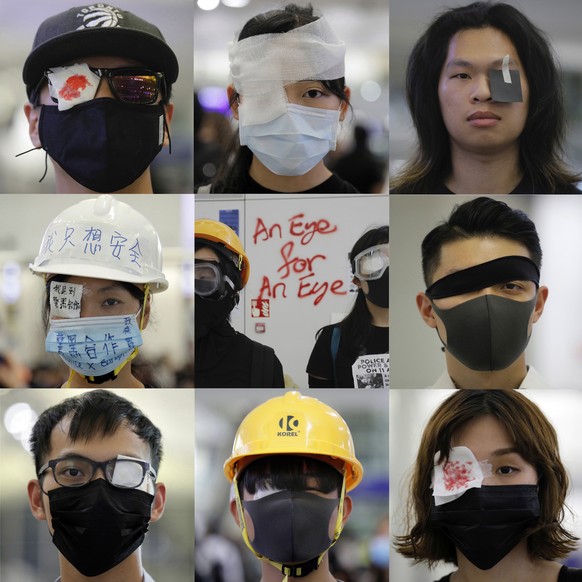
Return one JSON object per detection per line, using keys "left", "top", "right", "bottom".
{"left": 229, "top": 17, "right": 346, "bottom": 126}
{"left": 432, "top": 446, "right": 493, "bottom": 506}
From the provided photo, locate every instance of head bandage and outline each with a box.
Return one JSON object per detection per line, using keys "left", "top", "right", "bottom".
{"left": 432, "top": 446, "right": 493, "bottom": 506}
{"left": 425, "top": 256, "right": 539, "bottom": 300}
{"left": 229, "top": 17, "right": 345, "bottom": 126}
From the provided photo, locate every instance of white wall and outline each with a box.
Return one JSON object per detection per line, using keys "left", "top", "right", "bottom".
{"left": 195, "top": 194, "right": 388, "bottom": 388}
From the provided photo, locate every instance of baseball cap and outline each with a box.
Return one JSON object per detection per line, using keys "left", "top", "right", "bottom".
{"left": 23, "top": 4, "right": 179, "bottom": 101}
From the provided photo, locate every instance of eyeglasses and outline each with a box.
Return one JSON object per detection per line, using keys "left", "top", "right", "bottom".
{"left": 195, "top": 259, "right": 235, "bottom": 298}
{"left": 38, "top": 454, "right": 157, "bottom": 494}
{"left": 88, "top": 67, "right": 166, "bottom": 104}
{"left": 35, "top": 66, "right": 166, "bottom": 106}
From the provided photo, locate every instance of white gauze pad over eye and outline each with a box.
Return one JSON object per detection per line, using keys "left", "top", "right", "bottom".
{"left": 229, "top": 17, "right": 345, "bottom": 126}
{"left": 432, "top": 445, "right": 493, "bottom": 506}
{"left": 46, "top": 63, "right": 101, "bottom": 111}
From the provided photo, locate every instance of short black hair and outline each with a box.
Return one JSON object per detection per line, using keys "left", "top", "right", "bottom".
{"left": 238, "top": 455, "right": 343, "bottom": 497}
{"left": 392, "top": 1, "right": 580, "bottom": 193}
{"left": 421, "top": 197, "right": 542, "bottom": 285}
{"left": 29, "top": 389, "right": 163, "bottom": 475}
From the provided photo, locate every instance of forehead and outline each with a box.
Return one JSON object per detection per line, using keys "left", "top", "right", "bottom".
{"left": 450, "top": 414, "right": 514, "bottom": 452}
{"left": 443, "top": 27, "right": 523, "bottom": 69}
{"left": 433, "top": 236, "right": 530, "bottom": 280}
{"left": 61, "top": 276, "right": 141, "bottom": 294}
{"left": 195, "top": 246, "right": 220, "bottom": 261}
{"left": 47, "top": 414, "right": 150, "bottom": 463}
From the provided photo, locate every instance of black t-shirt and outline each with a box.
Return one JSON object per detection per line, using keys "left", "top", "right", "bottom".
{"left": 434, "top": 565, "right": 582, "bottom": 582}
{"left": 209, "top": 172, "right": 359, "bottom": 193}
{"left": 196, "top": 323, "right": 285, "bottom": 388}
{"left": 392, "top": 176, "right": 582, "bottom": 194}
{"left": 306, "top": 323, "right": 389, "bottom": 388}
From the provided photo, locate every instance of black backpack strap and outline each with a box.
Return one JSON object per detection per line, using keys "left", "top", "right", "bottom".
{"left": 250, "top": 341, "right": 276, "bottom": 387}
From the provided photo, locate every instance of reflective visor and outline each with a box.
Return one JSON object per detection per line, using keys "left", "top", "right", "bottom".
{"left": 353, "top": 244, "right": 389, "bottom": 280}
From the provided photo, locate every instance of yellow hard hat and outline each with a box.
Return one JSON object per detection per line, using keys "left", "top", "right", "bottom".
{"left": 223, "top": 391, "right": 363, "bottom": 491}
{"left": 195, "top": 219, "right": 250, "bottom": 289}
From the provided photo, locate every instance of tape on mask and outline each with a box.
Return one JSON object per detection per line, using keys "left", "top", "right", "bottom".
{"left": 432, "top": 446, "right": 493, "bottom": 506}
{"left": 425, "top": 255, "right": 539, "bottom": 300}
{"left": 489, "top": 54, "right": 523, "bottom": 103}
{"left": 229, "top": 17, "right": 345, "bottom": 126}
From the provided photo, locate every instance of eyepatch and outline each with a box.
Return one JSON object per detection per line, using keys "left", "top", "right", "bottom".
{"left": 425, "top": 255, "right": 539, "bottom": 300}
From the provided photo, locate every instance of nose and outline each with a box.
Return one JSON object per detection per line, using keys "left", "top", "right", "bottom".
{"left": 94, "top": 76, "right": 116, "bottom": 100}
{"left": 471, "top": 74, "right": 492, "bottom": 103}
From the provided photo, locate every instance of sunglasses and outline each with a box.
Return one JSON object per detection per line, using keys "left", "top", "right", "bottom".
{"left": 35, "top": 66, "right": 166, "bottom": 106}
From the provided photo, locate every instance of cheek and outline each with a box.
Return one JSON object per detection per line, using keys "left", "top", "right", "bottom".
{"left": 243, "top": 507, "right": 256, "bottom": 541}
{"left": 328, "top": 507, "right": 338, "bottom": 539}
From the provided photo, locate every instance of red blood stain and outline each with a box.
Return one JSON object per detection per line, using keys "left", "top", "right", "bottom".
{"left": 59, "top": 75, "right": 92, "bottom": 101}
{"left": 442, "top": 460, "right": 474, "bottom": 491}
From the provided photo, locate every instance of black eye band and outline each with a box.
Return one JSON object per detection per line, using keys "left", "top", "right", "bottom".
{"left": 425, "top": 256, "right": 540, "bottom": 300}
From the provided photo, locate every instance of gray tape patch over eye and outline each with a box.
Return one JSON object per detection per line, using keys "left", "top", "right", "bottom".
{"left": 489, "top": 54, "right": 523, "bottom": 102}
{"left": 425, "top": 255, "right": 539, "bottom": 299}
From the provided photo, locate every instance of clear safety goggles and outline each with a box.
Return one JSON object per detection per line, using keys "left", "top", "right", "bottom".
{"left": 353, "top": 244, "right": 389, "bottom": 280}
{"left": 195, "top": 260, "right": 234, "bottom": 298}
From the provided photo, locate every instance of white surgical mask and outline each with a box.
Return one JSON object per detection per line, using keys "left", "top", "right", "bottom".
{"left": 239, "top": 103, "right": 340, "bottom": 176}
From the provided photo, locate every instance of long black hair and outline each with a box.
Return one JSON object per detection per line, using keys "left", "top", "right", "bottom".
{"left": 392, "top": 1, "right": 580, "bottom": 193}
{"left": 338, "top": 225, "right": 389, "bottom": 360}
{"left": 210, "top": 3, "right": 350, "bottom": 193}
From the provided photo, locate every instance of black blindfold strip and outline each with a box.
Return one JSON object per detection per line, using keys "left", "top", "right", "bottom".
{"left": 425, "top": 255, "right": 540, "bottom": 300}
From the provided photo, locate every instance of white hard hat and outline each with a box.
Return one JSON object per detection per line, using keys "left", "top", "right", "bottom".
{"left": 30, "top": 195, "right": 168, "bottom": 292}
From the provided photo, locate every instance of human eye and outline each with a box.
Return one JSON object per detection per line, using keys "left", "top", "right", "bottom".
{"left": 103, "top": 297, "right": 122, "bottom": 307}
{"left": 452, "top": 72, "right": 471, "bottom": 80}
{"left": 496, "top": 465, "right": 519, "bottom": 475}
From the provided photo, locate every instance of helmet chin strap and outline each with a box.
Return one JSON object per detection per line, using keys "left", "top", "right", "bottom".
{"left": 233, "top": 465, "right": 347, "bottom": 581}
{"left": 64, "top": 284, "right": 150, "bottom": 387}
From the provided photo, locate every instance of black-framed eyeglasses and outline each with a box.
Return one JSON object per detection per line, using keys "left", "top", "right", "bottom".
{"left": 38, "top": 455, "right": 157, "bottom": 494}
{"left": 33, "top": 66, "right": 166, "bottom": 106}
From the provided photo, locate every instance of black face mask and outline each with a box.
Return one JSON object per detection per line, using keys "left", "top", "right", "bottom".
{"left": 243, "top": 490, "right": 339, "bottom": 569}
{"left": 48, "top": 479, "right": 153, "bottom": 577}
{"left": 365, "top": 268, "right": 389, "bottom": 309}
{"left": 195, "top": 292, "right": 237, "bottom": 339}
{"left": 431, "top": 485, "right": 541, "bottom": 570}
{"left": 431, "top": 294, "right": 537, "bottom": 371}
{"left": 39, "top": 98, "right": 165, "bottom": 192}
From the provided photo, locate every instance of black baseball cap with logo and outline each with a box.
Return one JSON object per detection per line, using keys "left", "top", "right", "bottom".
{"left": 23, "top": 4, "right": 179, "bottom": 101}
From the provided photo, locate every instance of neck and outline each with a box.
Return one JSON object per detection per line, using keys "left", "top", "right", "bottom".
{"left": 260, "top": 555, "right": 337, "bottom": 582}
{"left": 365, "top": 298, "right": 389, "bottom": 327}
{"left": 446, "top": 353, "right": 528, "bottom": 390}
{"left": 249, "top": 158, "right": 332, "bottom": 192}
{"left": 445, "top": 142, "right": 522, "bottom": 194}
{"left": 59, "top": 552, "right": 144, "bottom": 582}
{"left": 63, "top": 365, "right": 144, "bottom": 389}
{"left": 54, "top": 165, "right": 154, "bottom": 194}
{"left": 452, "top": 541, "right": 561, "bottom": 582}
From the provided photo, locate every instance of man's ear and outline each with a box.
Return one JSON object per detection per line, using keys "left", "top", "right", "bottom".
{"left": 24, "top": 103, "right": 42, "bottom": 148}
{"left": 150, "top": 482, "right": 166, "bottom": 523}
{"left": 339, "top": 87, "right": 351, "bottom": 122}
{"left": 163, "top": 103, "right": 174, "bottom": 148}
{"left": 229, "top": 498, "right": 241, "bottom": 527}
{"left": 416, "top": 292, "right": 438, "bottom": 329}
{"left": 27, "top": 479, "right": 47, "bottom": 521}
{"left": 227, "top": 85, "right": 239, "bottom": 121}
{"left": 531, "top": 285, "right": 549, "bottom": 324}
{"left": 341, "top": 494, "right": 353, "bottom": 526}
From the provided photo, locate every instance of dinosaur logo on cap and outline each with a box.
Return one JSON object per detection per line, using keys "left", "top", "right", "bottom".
{"left": 76, "top": 4, "right": 124, "bottom": 29}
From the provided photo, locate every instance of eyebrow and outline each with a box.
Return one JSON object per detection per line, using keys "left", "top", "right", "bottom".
{"left": 444, "top": 57, "right": 519, "bottom": 70}
{"left": 490, "top": 447, "right": 521, "bottom": 457}
{"left": 93, "top": 284, "right": 132, "bottom": 294}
